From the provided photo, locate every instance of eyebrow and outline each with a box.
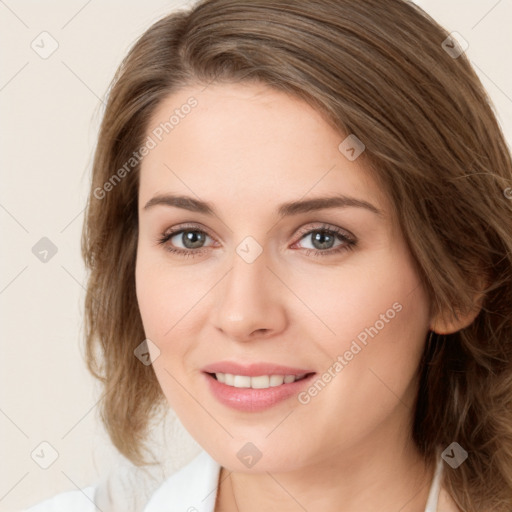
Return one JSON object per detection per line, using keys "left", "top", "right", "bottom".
{"left": 143, "top": 193, "right": 383, "bottom": 217}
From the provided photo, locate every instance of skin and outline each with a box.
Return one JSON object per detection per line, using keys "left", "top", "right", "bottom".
{"left": 135, "top": 82, "right": 471, "bottom": 511}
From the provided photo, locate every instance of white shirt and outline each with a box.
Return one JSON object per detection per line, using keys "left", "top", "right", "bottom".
{"left": 24, "top": 449, "right": 443, "bottom": 512}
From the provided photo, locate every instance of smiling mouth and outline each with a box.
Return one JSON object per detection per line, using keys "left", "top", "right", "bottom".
{"left": 207, "top": 372, "right": 314, "bottom": 389}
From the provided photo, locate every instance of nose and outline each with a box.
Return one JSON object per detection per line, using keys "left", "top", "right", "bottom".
{"left": 212, "top": 247, "right": 287, "bottom": 342}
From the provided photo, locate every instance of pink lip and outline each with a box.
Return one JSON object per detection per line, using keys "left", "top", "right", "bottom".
{"left": 201, "top": 361, "right": 316, "bottom": 412}
{"left": 201, "top": 361, "right": 313, "bottom": 377}
{"left": 204, "top": 373, "right": 316, "bottom": 412}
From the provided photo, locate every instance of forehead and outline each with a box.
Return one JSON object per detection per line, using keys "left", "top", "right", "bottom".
{"left": 138, "top": 82, "right": 388, "bottom": 215}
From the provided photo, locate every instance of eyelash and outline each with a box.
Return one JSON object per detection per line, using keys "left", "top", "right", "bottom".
{"left": 155, "top": 223, "right": 357, "bottom": 259}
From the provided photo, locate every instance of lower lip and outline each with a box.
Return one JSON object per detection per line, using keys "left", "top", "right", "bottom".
{"left": 204, "top": 372, "right": 316, "bottom": 412}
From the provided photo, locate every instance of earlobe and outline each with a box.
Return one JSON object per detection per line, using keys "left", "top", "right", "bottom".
{"left": 430, "top": 307, "right": 479, "bottom": 335}
{"left": 430, "top": 286, "right": 487, "bottom": 335}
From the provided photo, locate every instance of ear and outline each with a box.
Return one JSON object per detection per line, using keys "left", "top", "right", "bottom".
{"left": 430, "top": 278, "right": 487, "bottom": 335}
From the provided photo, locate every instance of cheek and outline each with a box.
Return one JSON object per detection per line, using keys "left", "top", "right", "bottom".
{"left": 295, "top": 243, "right": 430, "bottom": 391}
{"left": 135, "top": 256, "right": 190, "bottom": 409}
{"left": 288, "top": 245, "right": 428, "bottom": 352}
{"left": 135, "top": 258, "right": 167, "bottom": 341}
{"left": 135, "top": 247, "right": 203, "bottom": 341}
{"left": 289, "top": 271, "right": 430, "bottom": 450}
{"left": 304, "top": 251, "right": 430, "bottom": 418}
{"left": 135, "top": 249, "right": 211, "bottom": 402}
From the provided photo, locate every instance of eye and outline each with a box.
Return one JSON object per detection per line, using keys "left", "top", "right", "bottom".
{"left": 156, "top": 224, "right": 215, "bottom": 258}
{"left": 293, "top": 224, "right": 357, "bottom": 257}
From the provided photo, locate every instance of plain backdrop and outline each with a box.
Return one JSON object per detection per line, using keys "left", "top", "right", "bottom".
{"left": 1, "top": 1, "right": 511, "bottom": 510}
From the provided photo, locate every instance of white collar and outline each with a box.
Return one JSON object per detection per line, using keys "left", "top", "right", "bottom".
{"left": 425, "top": 453, "right": 444, "bottom": 512}
{"left": 144, "top": 450, "right": 443, "bottom": 512}
{"left": 144, "top": 450, "right": 220, "bottom": 511}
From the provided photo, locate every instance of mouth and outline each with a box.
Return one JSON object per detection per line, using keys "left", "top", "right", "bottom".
{"left": 207, "top": 372, "right": 313, "bottom": 389}
{"left": 202, "top": 364, "right": 317, "bottom": 412}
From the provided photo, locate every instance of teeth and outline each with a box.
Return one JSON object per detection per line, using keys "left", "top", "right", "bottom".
{"left": 233, "top": 375, "right": 251, "bottom": 388}
{"left": 269, "top": 375, "right": 284, "bottom": 387}
{"left": 251, "top": 375, "right": 270, "bottom": 389}
{"left": 214, "top": 373, "right": 307, "bottom": 389}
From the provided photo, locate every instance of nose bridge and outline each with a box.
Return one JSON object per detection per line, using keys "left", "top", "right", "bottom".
{"left": 213, "top": 237, "right": 286, "bottom": 339}
{"left": 224, "top": 237, "right": 272, "bottom": 308}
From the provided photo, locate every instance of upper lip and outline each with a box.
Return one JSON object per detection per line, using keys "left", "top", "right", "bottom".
{"left": 202, "top": 361, "right": 315, "bottom": 377}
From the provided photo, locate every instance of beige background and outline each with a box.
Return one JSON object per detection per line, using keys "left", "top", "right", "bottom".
{"left": 1, "top": 1, "right": 511, "bottom": 510}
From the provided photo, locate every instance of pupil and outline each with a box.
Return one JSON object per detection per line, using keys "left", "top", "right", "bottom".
{"left": 312, "top": 231, "right": 334, "bottom": 250}
{"left": 183, "top": 231, "right": 205, "bottom": 249}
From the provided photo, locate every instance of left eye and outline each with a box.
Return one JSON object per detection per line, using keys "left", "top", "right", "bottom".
{"left": 296, "top": 229, "right": 351, "bottom": 252}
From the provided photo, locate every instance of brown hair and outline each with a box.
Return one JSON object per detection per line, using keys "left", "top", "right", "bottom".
{"left": 81, "top": 0, "right": 512, "bottom": 509}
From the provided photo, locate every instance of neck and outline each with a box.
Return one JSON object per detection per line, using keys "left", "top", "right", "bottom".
{"left": 214, "top": 395, "right": 436, "bottom": 512}
{"left": 216, "top": 442, "right": 434, "bottom": 512}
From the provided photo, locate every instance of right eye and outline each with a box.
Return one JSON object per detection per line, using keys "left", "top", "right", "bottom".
{"left": 156, "top": 224, "right": 217, "bottom": 257}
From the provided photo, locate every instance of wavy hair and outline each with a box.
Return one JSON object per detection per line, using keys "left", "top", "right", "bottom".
{"left": 81, "top": 1, "right": 512, "bottom": 510}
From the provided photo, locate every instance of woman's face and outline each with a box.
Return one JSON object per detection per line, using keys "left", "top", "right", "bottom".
{"left": 135, "top": 81, "right": 432, "bottom": 472}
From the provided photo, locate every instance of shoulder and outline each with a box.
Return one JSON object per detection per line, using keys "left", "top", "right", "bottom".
{"left": 23, "top": 450, "right": 221, "bottom": 512}
{"left": 23, "top": 485, "right": 96, "bottom": 512}
{"left": 143, "top": 449, "right": 221, "bottom": 511}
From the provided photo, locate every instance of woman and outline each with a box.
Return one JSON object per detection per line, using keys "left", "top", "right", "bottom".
{"left": 26, "top": 0, "right": 512, "bottom": 510}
